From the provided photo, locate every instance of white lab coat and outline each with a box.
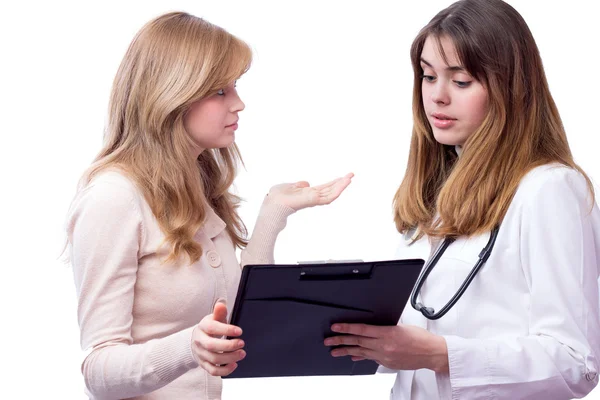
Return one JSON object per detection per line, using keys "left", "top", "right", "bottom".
{"left": 383, "top": 163, "right": 600, "bottom": 400}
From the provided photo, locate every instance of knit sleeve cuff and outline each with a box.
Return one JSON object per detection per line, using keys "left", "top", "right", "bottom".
{"left": 241, "top": 196, "right": 296, "bottom": 266}
{"left": 147, "top": 326, "right": 199, "bottom": 384}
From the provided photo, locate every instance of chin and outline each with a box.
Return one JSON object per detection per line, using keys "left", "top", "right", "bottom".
{"left": 219, "top": 135, "right": 236, "bottom": 148}
{"left": 432, "top": 130, "right": 466, "bottom": 146}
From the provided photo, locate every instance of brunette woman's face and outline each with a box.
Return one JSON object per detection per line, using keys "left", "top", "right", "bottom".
{"left": 420, "top": 35, "right": 488, "bottom": 146}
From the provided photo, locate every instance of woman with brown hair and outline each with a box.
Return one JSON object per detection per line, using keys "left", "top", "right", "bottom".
{"left": 325, "top": 0, "right": 600, "bottom": 398}
{"left": 65, "top": 11, "right": 352, "bottom": 399}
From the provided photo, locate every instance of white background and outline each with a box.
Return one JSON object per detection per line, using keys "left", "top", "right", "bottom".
{"left": 1, "top": 0, "right": 599, "bottom": 398}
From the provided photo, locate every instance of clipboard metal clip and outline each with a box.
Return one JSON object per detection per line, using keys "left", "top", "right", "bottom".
{"left": 298, "top": 262, "right": 372, "bottom": 281}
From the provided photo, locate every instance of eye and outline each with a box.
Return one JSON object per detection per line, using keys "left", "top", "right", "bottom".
{"left": 453, "top": 80, "right": 472, "bottom": 88}
{"left": 421, "top": 74, "right": 436, "bottom": 83}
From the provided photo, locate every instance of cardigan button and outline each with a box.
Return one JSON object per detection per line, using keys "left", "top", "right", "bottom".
{"left": 206, "top": 250, "right": 222, "bottom": 268}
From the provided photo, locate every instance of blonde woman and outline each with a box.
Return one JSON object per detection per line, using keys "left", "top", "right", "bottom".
{"left": 65, "top": 12, "right": 352, "bottom": 400}
{"left": 325, "top": 0, "right": 600, "bottom": 399}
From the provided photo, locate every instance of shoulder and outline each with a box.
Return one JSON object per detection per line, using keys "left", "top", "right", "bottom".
{"left": 513, "top": 163, "right": 593, "bottom": 206}
{"left": 67, "top": 169, "right": 144, "bottom": 225}
{"left": 507, "top": 163, "right": 599, "bottom": 231}
{"left": 85, "top": 169, "right": 140, "bottom": 197}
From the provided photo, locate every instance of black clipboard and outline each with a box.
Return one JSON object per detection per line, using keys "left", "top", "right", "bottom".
{"left": 223, "top": 258, "right": 424, "bottom": 379}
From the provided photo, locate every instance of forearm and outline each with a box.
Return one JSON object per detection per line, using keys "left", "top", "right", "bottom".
{"left": 429, "top": 335, "right": 449, "bottom": 373}
{"left": 240, "top": 196, "right": 295, "bottom": 266}
{"left": 83, "top": 327, "right": 198, "bottom": 398}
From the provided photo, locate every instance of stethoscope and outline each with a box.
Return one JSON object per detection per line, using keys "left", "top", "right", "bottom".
{"left": 410, "top": 225, "right": 501, "bottom": 320}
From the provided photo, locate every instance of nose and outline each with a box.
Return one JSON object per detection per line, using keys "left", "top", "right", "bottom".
{"left": 230, "top": 90, "right": 245, "bottom": 113}
{"left": 430, "top": 82, "right": 450, "bottom": 105}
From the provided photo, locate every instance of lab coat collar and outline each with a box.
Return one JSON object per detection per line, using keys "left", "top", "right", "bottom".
{"left": 455, "top": 145, "right": 463, "bottom": 157}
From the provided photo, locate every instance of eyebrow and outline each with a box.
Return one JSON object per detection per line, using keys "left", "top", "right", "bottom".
{"left": 420, "top": 58, "right": 465, "bottom": 72}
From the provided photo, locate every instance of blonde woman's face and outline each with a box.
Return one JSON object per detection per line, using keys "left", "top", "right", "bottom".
{"left": 184, "top": 82, "right": 244, "bottom": 157}
{"left": 420, "top": 35, "right": 488, "bottom": 146}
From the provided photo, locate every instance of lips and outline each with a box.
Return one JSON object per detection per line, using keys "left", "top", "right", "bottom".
{"left": 431, "top": 113, "right": 456, "bottom": 129}
{"left": 226, "top": 120, "right": 239, "bottom": 130}
{"left": 432, "top": 113, "right": 456, "bottom": 121}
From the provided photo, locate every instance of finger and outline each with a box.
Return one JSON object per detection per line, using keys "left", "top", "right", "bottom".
{"left": 324, "top": 335, "right": 378, "bottom": 350}
{"left": 197, "top": 335, "right": 245, "bottom": 353}
{"left": 314, "top": 173, "right": 353, "bottom": 190}
{"left": 196, "top": 347, "right": 247, "bottom": 366}
{"left": 200, "top": 360, "right": 239, "bottom": 377}
{"left": 351, "top": 356, "right": 366, "bottom": 362}
{"left": 317, "top": 188, "right": 334, "bottom": 200}
{"left": 332, "top": 175, "right": 353, "bottom": 191}
{"left": 319, "top": 182, "right": 350, "bottom": 203}
{"left": 212, "top": 302, "right": 228, "bottom": 324}
{"left": 312, "top": 178, "right": 341, "bottom": 191}
{"left": 199, "top": 318, "right": 242, "bottom": 338}
{"left": 330, "top": 346, "right": 379, "bottom": 360}
{"left": 314, "top": 176, "right": 353, "bottom": 203}
{"left": 331, "top": 323, "right": 381, "bottom": 338}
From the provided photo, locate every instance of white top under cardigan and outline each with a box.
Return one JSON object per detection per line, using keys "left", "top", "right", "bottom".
{"left": 382, "top": 163, "right": 600, "bottom": 400}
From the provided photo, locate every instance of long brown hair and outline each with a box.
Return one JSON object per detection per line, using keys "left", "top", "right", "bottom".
{"left": 82, "top": 12, "right": 251, "bottom": 264}
{"left": 393, "top": 0, "right": 594, "bottom": 239}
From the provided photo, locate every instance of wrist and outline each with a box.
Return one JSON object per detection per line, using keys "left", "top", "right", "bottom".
{"left": 428, "top": 335, "right": 449, "bottom": 373}
{"left": 261, "top": 193, "right": 297, "bottom": 216}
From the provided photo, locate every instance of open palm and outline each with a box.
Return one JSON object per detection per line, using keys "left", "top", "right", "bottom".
{"left": 267, "top": 173, "right": 354, "bottom": 211}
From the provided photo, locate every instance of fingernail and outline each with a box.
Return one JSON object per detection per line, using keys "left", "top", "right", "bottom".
{"left": 324, "top": 339, "right": 333, "bottom": 346}
{"left": 233, "top": 327, "right": 242, "bottom": 336}
{"left": 331, "top": 324, "right": 341, "bottom": 332}
{"left": 240, "top": 350, "right": 246, "bottom": 359}
{"left": 239, "top": 340, "right": 245, "bottom": 348}
{"left": 331, "top": 350, "right": 341, "bottom": 357}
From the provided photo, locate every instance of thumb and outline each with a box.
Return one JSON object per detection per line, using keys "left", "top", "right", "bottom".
{"left": 212, "top": 301, "right": 228, "bottom": 324}
{"left": 295, "top": 181, "right": 310, "bottom": 188}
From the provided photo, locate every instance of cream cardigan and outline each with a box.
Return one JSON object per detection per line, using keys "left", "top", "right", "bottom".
{"left": 67, "top": 170, "right": 295, "bottom": 400}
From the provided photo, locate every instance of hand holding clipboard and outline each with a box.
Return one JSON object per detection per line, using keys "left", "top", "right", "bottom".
{"left": 190, "top": 302, "right": 245, "bottom": 376}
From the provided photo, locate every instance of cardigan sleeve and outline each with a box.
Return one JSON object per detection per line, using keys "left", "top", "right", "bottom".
{"left": 68, "top": 176, "right": 198, "bottom": 399}
{"left": 240, "top": 195, "right": 295, "bottom": 267}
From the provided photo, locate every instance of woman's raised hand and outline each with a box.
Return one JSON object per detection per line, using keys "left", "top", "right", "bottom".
{"left": 267, "top": 173, "right": 354, "bottom": 211}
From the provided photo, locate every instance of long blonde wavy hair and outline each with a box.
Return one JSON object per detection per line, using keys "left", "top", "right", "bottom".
{"left": 81, "top": 11, "right": 251, "bottom": 264}
{"left": 393, "top": 0, "right": 594, "bottom": 239}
